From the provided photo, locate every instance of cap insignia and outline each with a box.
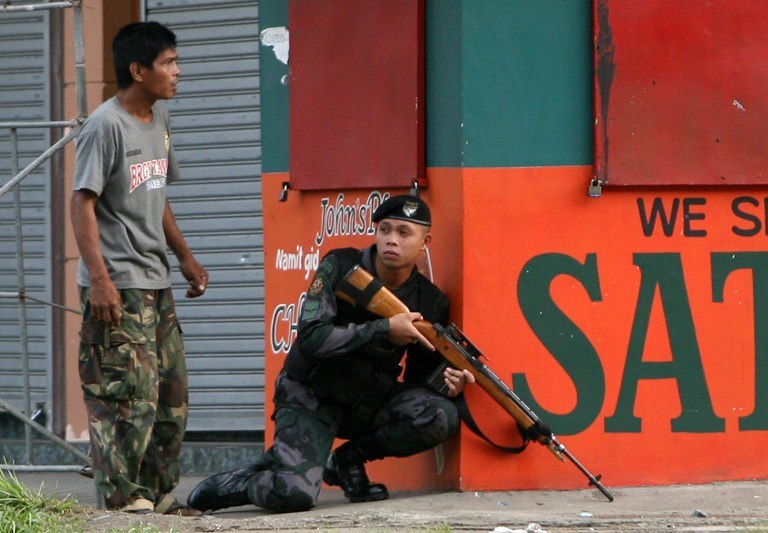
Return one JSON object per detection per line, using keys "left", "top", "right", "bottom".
{"left": 402, "top": 201, "right": 419, "bottom": 218}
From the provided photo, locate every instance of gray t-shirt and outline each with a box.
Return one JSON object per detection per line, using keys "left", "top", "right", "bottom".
{"left": 73, "top": 96, "right": 181, "bottom": 289}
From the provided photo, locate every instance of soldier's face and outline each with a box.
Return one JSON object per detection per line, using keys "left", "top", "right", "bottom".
{"left": 375, "top": 219, "right": 431, "bottom": 270}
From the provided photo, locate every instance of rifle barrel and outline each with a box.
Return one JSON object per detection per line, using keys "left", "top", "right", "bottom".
{"left": 553, "top": 439, "right": 615, "bottom": 502}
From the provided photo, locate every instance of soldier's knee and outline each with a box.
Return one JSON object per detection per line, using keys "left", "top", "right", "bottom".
{"left": 441, "top": 399, "right": 460, "bottom": 435}
{"left": 416, "top": 396, "right": 460, "bottom": 443}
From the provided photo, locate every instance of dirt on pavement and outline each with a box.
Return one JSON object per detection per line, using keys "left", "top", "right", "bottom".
{"left": 61, "top": 478, "right": 768, "bottom": 532}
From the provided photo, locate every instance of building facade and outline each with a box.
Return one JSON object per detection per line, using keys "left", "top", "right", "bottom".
{"left": 1, "top": 0, "right": 766, "bottom": 491}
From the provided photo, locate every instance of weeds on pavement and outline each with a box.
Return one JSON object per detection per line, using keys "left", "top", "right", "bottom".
{"left": 0, "top": 466, "right": 81, "bottom": 532}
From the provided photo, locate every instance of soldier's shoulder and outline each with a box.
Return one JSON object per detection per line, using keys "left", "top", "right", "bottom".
{"left": 322, "top": 247, "right": 361, "bottom": 265}
{"left": 316, "top": 247, "right": 362, "bottom": 284}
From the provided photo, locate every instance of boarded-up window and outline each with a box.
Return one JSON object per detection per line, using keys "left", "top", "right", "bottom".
{"left": 288, "top": 0, "right": 424, "bottom": 190}
{"left": 594, "top": 0, "right": 768, "bottom": 186}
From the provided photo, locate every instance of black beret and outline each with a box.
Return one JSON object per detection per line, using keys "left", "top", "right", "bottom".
{"left": 372, "top": 194, "right": 431, "bottom": 226}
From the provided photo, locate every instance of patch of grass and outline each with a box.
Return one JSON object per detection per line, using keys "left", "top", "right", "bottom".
{"left": 0, "top": 467, "right": 81, "bottom": 532}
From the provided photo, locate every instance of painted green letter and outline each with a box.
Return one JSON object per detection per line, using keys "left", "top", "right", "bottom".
{"left": 605, "top": 253, "right": 724, "bottom": 433}
{"left": 514, "top": 253, "right": 604, "bottom": 435}
{"left": 712, "top": 252, "right": 768, "bottom": 430}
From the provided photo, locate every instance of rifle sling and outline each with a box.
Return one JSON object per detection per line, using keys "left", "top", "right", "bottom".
{"left": 454, "top": 394, "right": 529, "bottom": 454}
{"left": 338, "top": 275, "right": 385, "bottom": 312}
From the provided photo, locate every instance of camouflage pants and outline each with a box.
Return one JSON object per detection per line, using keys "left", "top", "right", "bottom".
{"left": 78, "top": 287, "right": 188, "bottom": 509}
{"left": 245, "top": 373, "right": 460, "bottom": 513}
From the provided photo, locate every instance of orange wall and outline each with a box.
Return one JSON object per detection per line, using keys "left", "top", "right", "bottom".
{"left": 263, "top": 166, "right": 768, "bottom": 492}
{"left": 459, "top": 165, "right": 768, "bottom": 490}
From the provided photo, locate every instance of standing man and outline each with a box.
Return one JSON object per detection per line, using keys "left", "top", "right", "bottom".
{"left": 70, "top": 21, "right": 207, "bottom": 515}
{"left": 188, "top": 194, "right": 473, "bottom": 514}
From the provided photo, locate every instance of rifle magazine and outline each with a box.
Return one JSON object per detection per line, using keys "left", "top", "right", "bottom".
{"left": 425, "top": 360, "right": 451, "bottom": 395}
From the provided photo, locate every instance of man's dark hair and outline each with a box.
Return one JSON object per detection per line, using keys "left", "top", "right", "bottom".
{"left": 112, "top": 21, "right": 177, "bottom": 89}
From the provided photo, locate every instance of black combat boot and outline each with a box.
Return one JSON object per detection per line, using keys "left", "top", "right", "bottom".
{"left": 187, "top": 463, "right": 263, "bottom": 512}
{"left": 323, "top": 451, "right": 389, "bottom": 503}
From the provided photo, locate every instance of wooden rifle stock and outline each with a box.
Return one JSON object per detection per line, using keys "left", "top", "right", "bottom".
{"left": 336, "top": 265, "right": 615, "bottom": 502}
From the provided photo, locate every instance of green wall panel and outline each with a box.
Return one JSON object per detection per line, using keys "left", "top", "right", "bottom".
{"left": 425, "top": 0, "right": 463, "bottom": 168}
{"left": 259, "top": 0, "right": 289, "bottom": 173}
{"left": 462, "top": 0, "right": 594, "bottom": 167}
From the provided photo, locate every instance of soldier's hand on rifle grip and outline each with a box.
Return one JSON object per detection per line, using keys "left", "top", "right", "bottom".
{"left": 388, "top": 312, "right": 435, "bottom": 351}
{"left": 444, "top": 368, "right": 475, "bottom": 397}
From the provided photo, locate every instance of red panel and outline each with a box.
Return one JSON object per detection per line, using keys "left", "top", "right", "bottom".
{"left": 594, "top": 0, "right": 768, "bottom": 186}
{"left": 289, "top": 0, "right": 424, "bottom": 190}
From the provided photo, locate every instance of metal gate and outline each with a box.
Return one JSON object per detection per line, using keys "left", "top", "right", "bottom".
{"left": 145, "top": 0, "right": 265, "bottom": 432}
{"left": 0, "top": 2, "right": 54, "bottom": 424}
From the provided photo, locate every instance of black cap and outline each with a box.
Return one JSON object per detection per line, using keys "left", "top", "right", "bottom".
{"left": 372, "top": 195, "right": 431, "bottom": 226}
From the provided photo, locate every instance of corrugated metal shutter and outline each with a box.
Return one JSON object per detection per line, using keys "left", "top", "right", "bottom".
{"left": 145, "top": 0, "right": 264, "bottom": 431}
{"left": 0, "top": 5, "right": 53, "bottom": 418}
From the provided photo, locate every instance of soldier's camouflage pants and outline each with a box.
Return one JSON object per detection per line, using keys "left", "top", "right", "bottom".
{"left": 245, "top": 372, "right": 460, "bottom": 513}
{"left": 78, "top": 287, "right": 188, "bottom": 509}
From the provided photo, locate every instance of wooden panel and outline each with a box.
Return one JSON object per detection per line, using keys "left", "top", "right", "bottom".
{"left": 594, "top": 0, "right": 768, "bottom": 186}
{"left": 289, "top": 0, "right": 424, "bottom": 190}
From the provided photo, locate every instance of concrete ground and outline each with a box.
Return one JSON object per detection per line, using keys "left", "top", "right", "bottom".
{"left": 9, "top": 469, "right": 768, "bottom": 532}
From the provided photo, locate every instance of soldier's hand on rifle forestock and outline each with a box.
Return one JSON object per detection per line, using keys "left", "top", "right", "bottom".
{"left": 444, "top": 367, "right": 475, "bottom": 397}
{"left": 388, "top": 312, "right": 435, "bottom": 351}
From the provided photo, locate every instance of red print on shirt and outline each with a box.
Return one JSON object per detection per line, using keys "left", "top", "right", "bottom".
{"left": 129, "top": 158, "right": 169, "bottom": 193}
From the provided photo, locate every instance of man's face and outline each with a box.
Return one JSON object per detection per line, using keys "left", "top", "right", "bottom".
{"left": 139, "top": 48, "right": 179, "bottom": 99}
{"left": 375, "top": 218, "right": 431, "bottom": 270}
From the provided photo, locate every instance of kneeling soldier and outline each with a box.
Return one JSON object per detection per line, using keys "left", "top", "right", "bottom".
{"left": 188, "top": 195, "right": 473, "bottom": 513}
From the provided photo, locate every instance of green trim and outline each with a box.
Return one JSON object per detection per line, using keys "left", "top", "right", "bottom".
{"left": 259, "top": 0, "right": 290, "bottom": 173}
{"left": 461, "top": 0, "right": 594, "bottom": 167}
{"left": 425, "top": 0, "right": 464, "bottom": 168}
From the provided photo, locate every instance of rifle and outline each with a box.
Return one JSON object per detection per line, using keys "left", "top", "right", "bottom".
{"left": 336, "top": 265, "right": 615, "bottom": 502}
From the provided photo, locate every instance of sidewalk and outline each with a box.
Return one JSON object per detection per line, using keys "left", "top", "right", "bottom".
{"left": 11, "top": 470, "right": 768, "bottom": 532}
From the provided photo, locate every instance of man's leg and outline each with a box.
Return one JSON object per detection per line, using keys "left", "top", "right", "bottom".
{"left": 188, "top": 404, "right": 336, "bottom": 513}
{"left": 365, "top": 386, "right": 460, "bottom": 457}
{"left": 325, "top": 386, "right": 459, "bottom": 502}
{"left": 246, "top": 406, "right": 336, "bottom": 512}
{"left": 78, "top": 288, "right": 158, "bottom": 511}
{"left": 137, "top": 289, "right": 199, "bottom": 515}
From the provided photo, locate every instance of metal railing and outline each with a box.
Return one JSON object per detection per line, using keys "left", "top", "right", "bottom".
{"left": 0, "top": 0, "right": 91, "bottom": 472}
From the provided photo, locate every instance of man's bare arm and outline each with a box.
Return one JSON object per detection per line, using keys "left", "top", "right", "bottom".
{"left": 70, "top": 189, "right": 122, "bottom": 325}
{"left": 162, "top": 199, "right": 208, "bottom": 298}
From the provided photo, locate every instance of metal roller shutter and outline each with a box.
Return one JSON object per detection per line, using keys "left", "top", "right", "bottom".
{"left": 0, "top": 4, "right": 53, "bottom": 421}
{"left": 145, "top": 0, "right": 265, "bottom": 432}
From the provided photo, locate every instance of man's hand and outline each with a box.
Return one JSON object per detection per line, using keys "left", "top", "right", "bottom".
{"left": 443, "top": 367, "right": 475, "bottom": 398}
{"left": 89, "top": 278, "right": 123, "bottom": 327}
{"left": 179, "top": 257, "right": 208, "bottom": 298}
{"left": 388, "top": 312, "right": 435, "bottom": 350}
